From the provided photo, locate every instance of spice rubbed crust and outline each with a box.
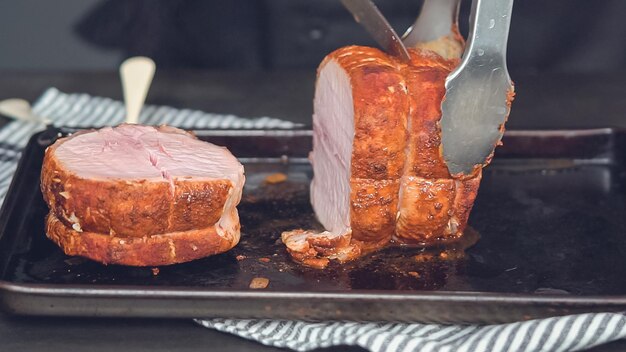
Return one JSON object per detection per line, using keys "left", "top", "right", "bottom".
{"left": 41, "top": 151, "right": 233, "bottom": 237}
{"left": 45, "top": 212, "right": 238, "bottom": 266}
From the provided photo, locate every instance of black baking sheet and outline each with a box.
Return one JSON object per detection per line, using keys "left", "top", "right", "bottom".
{"left": 0, "top": 127, "right": 625, "bottom": 324}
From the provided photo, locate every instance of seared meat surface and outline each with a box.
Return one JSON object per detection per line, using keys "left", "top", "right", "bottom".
{"left": 283, "top": 46, "right": 503, "bottom": 268}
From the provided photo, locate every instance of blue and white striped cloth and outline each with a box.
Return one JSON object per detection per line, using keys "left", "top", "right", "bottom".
{"left": 197, "top": 314, "right": 626, "bottom": 352}
{"left": 1, "top": 88, "right": 625, "bottom": 352}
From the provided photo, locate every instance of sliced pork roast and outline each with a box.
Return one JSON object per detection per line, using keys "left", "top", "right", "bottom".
{"left": 282, "top": 46, "right": 496, "bottom": 269}
{"left": 41, "top": 124, "right": 244, "bottom": 266}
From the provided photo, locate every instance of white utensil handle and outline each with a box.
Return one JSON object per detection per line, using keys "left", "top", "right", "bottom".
{"left": 0, "top": 98, "right": 48, "bottom": 124}
{"left": 120, "top": 57, "right": 156, "bottom": 124}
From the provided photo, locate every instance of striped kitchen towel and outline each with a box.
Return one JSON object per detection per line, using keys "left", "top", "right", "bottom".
{"left": 196, "top": 314, "right": 626, "bottom": 352}
{"left": 1, "top": 88, "right": 625, "bottom": 352}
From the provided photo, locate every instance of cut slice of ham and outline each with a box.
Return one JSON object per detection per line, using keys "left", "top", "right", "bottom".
{"left": 283, "top": 46, "right": 505, "bottom": 269}
{"left": 310, "top": 47, "right": 408, "bottom": 247}
{"left": 41, "top": 124, "right": 245, "bottom": 266}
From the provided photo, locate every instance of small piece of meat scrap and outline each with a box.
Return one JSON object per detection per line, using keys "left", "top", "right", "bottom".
{"left": 249, "top": 277, "right": 270, "bottom": 289}
{"left": 264, "top": 173, "right": 287, "bottom": 184}
{"left": 281, "top": 229, "right": 361, "bottom": 269}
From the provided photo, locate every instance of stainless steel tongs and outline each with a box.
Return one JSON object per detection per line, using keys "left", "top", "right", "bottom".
{"left": 341, "top": 0, "right": 515, "bottom": 176}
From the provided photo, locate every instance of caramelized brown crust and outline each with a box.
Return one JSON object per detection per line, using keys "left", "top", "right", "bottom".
{"left": 41, "top": 135, "right": 233, "bottom": 238}
{"left": 325, "top": 46, "right": 409, "bottom": 181}
{"left": 396, "top": 177, "right": 456, "bottom": 243}
{"left": 349, "top": 178, "right": 398, "bottom": 244}
{"left": 451, "top": 171, "right": 482, "bottom": 229}
{"left": 324, "top": 46, "right": 408, "bottom": 244}
{"left": 402, "top": 50, "right": 457, "bottom": 179}
{"left": 394, "top": 49, "right": 479, "bottom": 243}
{"left": 46, "top": 212, "right": 239, "bottom": 266}
{"left": 395, "top": 173, "right": 481, "bottom": 244}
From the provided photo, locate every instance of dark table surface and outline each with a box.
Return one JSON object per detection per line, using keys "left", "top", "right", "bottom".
{"left": 1, "top": 70, "right": 625, "bottom": 352}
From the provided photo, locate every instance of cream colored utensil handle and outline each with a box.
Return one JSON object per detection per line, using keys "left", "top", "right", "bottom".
{"left": 0, "top": 98, "right": 48, "bottom": 124}
{"left": 120, "top": 57, "right": 156, "bottom": 124}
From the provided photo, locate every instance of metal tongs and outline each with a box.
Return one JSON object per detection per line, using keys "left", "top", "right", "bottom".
{"left": 341, "top": 0, "right": 515, "bottom": 176}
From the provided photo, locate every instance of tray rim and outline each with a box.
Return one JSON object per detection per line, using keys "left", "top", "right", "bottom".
{"left": 2, "top": 126, "right": 626, "bottom": 322}
{"left": 4, "top": 281, "right": 626, "bottom": 304}
{"left": 2, "top": 281, "right": 626, "bottom": 322}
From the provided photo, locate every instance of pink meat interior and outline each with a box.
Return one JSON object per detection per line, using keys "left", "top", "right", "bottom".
{"left": 54, "top": 124, "right": 242, "bottom": 182}
{"left": 310, "top": 60, "right": 354, "bottom": 234}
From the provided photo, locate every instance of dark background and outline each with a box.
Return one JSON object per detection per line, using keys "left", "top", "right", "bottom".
{"left": 2, "top": 0, "right": 626, "bottom": 74}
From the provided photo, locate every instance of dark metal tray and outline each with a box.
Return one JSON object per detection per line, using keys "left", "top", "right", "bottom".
{"left": 1, "top": 126, "right": 626, "bottom": 324}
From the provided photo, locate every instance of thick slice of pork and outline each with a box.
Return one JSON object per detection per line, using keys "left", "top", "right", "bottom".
{"left": 41, "top": 124, "right": 244, "bottom": 241}
{"left": 285, "top": 46, "right": 409, "bottom": 268}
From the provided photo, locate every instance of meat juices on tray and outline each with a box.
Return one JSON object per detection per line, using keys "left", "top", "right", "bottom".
{"left": 41, "top": 124, "right": 244, "bottom": 266}
{"left": 282, "top": 46, "right": 498, "bottom": 269}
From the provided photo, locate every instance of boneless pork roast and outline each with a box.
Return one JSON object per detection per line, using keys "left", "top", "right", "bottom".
{"left": 41, "top": 124, "right": 244, "bottom": 266}
{"left": 282, "top": 45, "right": 503, "bottom": 269}
{"left": 41, "top": 45, "right": 506, "bottom": 268}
